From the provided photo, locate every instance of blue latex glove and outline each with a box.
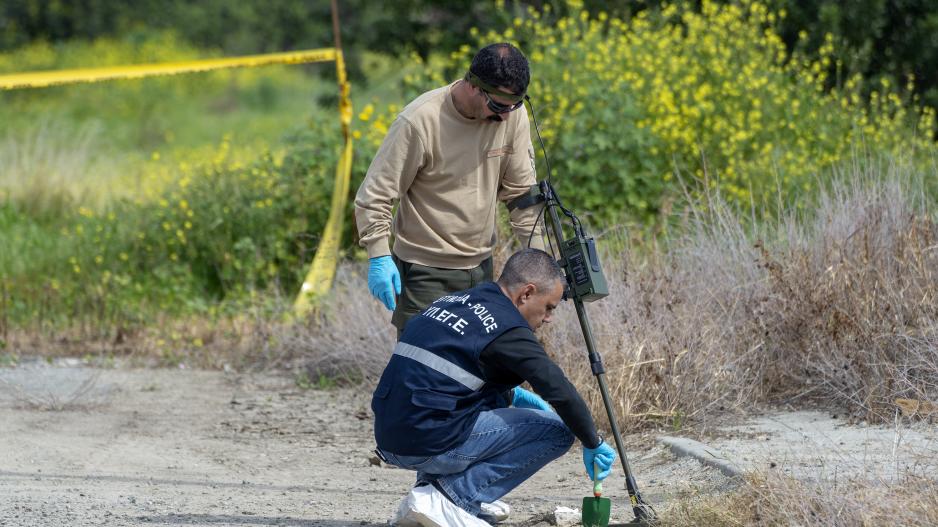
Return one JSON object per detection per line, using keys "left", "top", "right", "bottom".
{"left": 512, "top": 387, "right": 552, "bottom": 412}
{"left": 368, "top": 256, "right": 401, "bottom": 311}
{"left": 583, "top": 440, "right": 617, "bottom": 481}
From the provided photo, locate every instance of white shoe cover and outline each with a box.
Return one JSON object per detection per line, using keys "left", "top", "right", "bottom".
{"left": 480, "top": 499, "right": 510, "bottom": 522}
{"left": 391, "top": 493, "right": 422, "bottom": 526}
{"left": 391, "top": 484, "right": 490, "bottom": 527}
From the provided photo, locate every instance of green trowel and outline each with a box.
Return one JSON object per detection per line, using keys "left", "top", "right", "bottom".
{"left": 582, "top": 464, "right": 611, "bottom": 527}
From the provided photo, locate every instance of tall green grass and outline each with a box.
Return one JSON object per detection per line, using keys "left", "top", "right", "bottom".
{"left": 0, "top": 31, "right": 334, "bottom": 216}
{"left": 0, "top": 31, "right": 361, "bottom": 336}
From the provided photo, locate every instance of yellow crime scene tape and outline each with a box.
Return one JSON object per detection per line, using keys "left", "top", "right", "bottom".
{"left": 0, "top": 48, "right": 337, "bottom": 89}
{"left": 2, "top": 46, "right": 354, "bottom": 317}
{"left": 294, "top": 51, "right": 355, "bottom": 315}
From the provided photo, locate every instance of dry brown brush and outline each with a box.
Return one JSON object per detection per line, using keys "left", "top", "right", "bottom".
{"left": 738, "top": 472, "right": 938, "bottom": 527}
{"left": 543, "top": 160, "right": 938, "bottom": 429}
{"left": 288, "top": 160, "right": 938, "bottom": 428}
{"left": 273, "top": 264, "right": 398, "bottom": 383}
{"left": 659, "top": 471, "right": 938, "bottom": 527}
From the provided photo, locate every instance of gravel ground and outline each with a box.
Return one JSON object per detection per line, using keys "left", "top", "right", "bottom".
{"left": 5, "top": 360, "right": 935, "bottom": 526}
{"left": 708, "top": 410, "right": 938, "bottom": 483}
{"left": 0, "top": 360, "right": 731, "bottom": 526}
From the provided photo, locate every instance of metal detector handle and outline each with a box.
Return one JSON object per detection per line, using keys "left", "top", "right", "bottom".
{"left": 540, "top": 180, "right": 655, "bottom": 523}
{"left": 577, "top": 302, "right": 650, "bottom": 520}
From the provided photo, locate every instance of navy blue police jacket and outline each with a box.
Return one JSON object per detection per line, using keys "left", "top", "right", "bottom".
{"left": 372, "top": 282, "right": 529, "bottom": 456}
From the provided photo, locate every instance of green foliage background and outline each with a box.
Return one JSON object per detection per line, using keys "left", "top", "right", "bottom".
{"left": 1, "top": 0, "right": 937, "bottom": 335}
{"left": 361, "top": 1, "right": 937, "bottom": 225}
{"left": 4, "top": 0, "right": 938, "bottom": 109}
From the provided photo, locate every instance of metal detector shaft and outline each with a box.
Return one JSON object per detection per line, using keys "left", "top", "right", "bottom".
{"left": 540, "top": 181, "right": 653, "bottom": 522}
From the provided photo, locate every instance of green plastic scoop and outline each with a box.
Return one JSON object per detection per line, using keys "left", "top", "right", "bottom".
{"left": 582, "top": 464, "right": 611, "bottom": 527}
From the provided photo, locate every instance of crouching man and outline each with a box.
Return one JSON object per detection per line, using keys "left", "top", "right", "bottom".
{"left": 372, "top": 248, "right": 617, "bottom": 526}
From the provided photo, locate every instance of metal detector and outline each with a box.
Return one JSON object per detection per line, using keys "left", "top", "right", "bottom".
{"left": 509, "top": 180, "right": 657, "bottom": 526}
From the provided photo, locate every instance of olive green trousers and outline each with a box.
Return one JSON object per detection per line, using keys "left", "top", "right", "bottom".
{"left": 391, "top": 255, "right": 494, "bottom": 334}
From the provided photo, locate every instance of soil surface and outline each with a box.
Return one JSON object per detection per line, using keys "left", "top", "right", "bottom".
{"left": 0, "top": 359, "right": 730, "bottom": 526}
{"left": 707, "top": 410, "right": 938, "bottom": 482}
{"left": 2, "top": 359, "right": 934, "bottom": 526}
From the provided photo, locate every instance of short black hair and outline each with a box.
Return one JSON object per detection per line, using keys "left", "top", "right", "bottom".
{"left": 497, "top": 248, "right": 564, "bottom": 294}
{"left": 468, "top": 43, "right": 530, "bottom": 96}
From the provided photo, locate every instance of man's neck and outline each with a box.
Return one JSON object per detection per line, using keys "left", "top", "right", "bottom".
{"left": 497, "top": 282, "right": 519, "bottom": 308}
{"left": 451, "top": 80, "right": 476, "bottom": 120}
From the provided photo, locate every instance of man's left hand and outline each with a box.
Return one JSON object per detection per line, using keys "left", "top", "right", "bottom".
{"left": 512, "top": 387, "right": 552, "bottom": 412}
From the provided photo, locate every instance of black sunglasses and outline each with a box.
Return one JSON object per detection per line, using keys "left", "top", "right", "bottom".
{"left": 466, "top": 71, "right": 526, "bottom": 114}
{"left": 480, "top": 90, "right": 525, "bottom": 114}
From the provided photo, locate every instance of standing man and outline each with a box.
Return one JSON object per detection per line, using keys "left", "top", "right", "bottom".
{"left": 372, "top": 249, "right": 617, "bottom": 526}
{"left": 355, "top": 43, "right": 545, "bottom": 333}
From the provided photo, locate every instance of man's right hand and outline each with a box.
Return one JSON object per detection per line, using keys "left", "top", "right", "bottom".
{"left": 583, "top": 440, "right": 617, "bottom": 481}
{"left": 368, "top": 256, "right": 401, "bottom": 311}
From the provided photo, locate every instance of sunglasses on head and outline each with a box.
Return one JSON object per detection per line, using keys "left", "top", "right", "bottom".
{"left": 467, "top": 71, "right": 526, "bottom": 114}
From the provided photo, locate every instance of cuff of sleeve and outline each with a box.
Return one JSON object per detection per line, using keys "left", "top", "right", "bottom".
{"left": 365, "top": 238, "right": 392, "bottom": 259}
{"left": 584, "top": 434, "right": 603, "bottom": 450}
{"left": 500, "top": 389, "right": 514, "bottom": 408}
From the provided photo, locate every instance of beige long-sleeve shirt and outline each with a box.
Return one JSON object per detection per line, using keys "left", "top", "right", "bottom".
{"left": 355, "top": 82, "right": 545, "bottom": 269}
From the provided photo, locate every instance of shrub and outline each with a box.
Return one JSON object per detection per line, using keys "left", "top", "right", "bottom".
{"left": 362, "top": 0, "right": 938, "bottom": 224}
{"left": 543, "top": 156, "right": 938, "bottom": 428}
{"left": 0, "top": 31, "right": 349, "bottom": 328}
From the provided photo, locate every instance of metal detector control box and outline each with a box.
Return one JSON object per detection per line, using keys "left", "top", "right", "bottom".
{"left": 561, "top": 236, "right": 608, "bottom": 302}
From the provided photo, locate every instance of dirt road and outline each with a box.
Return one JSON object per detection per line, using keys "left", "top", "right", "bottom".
{"left": 8, "top": 359, "right": 933, "bottom": 526}
{"left": 0, "top": 359, "right": 730, "bottom": 526}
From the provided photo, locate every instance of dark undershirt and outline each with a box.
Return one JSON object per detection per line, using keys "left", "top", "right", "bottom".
{"left": 479, "top": 326, "right": 601, "bottom": 449}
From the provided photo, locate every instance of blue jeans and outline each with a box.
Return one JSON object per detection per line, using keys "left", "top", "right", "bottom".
{"left": 379, "top": 408, "right": 575, "bottom": 517}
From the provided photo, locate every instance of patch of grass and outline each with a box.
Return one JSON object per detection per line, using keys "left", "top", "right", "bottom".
{"left": 273, "top": 263, "right": 397, "bottom": 379}
{"left": 0, "top": 370, "right": 103, "bottom": 411}
{"left": 0, "top": 352, "right": 17, "bottom": 367}
{"left": 295, "top": 370, "right": 340, "bottom": 391}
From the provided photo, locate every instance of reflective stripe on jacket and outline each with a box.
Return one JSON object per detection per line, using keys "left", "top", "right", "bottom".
{"left": 372, "top": 282, "right": 529, "bottom": 455}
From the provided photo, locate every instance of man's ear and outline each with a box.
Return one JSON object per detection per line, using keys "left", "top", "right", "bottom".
{"left": 518, "top": 283, "right": 537, "bottom": 304}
